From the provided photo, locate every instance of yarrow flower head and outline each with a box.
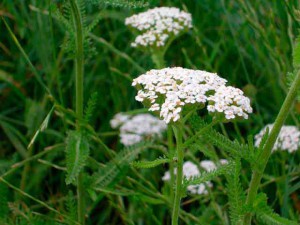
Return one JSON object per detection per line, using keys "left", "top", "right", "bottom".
{"left": 162, "top": 160, "right": 227, "bottom": 195}
{"left": 132, "top": 67, "right": 252, "bottom": 123}
{"left": 255, "top": 124, "right": 300, "bottom": 153}
{"left": 110, "top": 113, "right": 167, "bottom": 146}
{"left": 110, "top": 113, "right": 131, "bottom": 129}
{"left": 125, "top": 7, "right": 192, "bottom": 48}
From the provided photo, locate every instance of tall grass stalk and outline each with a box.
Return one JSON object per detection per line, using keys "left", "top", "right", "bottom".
{"left": 69, "top": 0, "right": 85, "bottom": 224}
{"left": 243, "top": 70, "right": 300, "bottom": 225}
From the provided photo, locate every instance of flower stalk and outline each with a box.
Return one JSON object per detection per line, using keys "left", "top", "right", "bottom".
{"left": 171, "top": 125, "right": 184, "bottom": 225}
{"left": 243, "top": 70, "right": 300, "bottom": 225}
{"left": 69, "top": 0, "right": 85, "bottom": 224}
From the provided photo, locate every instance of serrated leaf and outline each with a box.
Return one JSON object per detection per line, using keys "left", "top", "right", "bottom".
{"left": 188, "top": 116, "right": 250, "bottom": 161}
{"left": 88, "top": 0, "right": 149, "bottom": 8}
{"left": 84, "top": 92, "right": 98, "bottom": 123}
{"left": 65, "top": 191, "right": 77, "bottom": 225}
{"left": 226, "top": 160, "right": 245, "bottom": 225}
{"left": 183, "top": 161, "right": 233, "bottom": 187}
{"left": 92, "top": 142, "right": 157, "bottom": 188}
{"left": 253, "top": 193, "right": 298, "bottom": 225}
{"left": 131, "top": 156, "right": 170, "bottom": 169}
{"left": 65, "top": 131, "right": 90, "bottom": 185}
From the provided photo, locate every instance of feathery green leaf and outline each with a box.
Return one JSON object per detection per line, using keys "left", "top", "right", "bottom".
{"left": 131, "top": 156, "right": 170, "bottom": 169}
{"left": 65, "top": 130, "right": 90, "bottom": 185}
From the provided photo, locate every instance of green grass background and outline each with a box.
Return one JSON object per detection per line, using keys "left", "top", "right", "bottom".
{"left": 0, "top": 0, "right": 300, "bottom": 224}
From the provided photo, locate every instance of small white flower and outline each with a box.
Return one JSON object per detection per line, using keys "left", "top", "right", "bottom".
{"left": 255, "top": 124, "right": 300, "bottom": 153}
{"left": 111, "top": 113, "right": 167, "bottom": 146}
{"left": 125, "top": 7, "right": 192, "bottom": 48}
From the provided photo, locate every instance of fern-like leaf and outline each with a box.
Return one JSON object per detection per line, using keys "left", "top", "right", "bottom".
{"left": 65, "top": 191, "right": 77, "bottom": 225}
{"left": 84, "top": 92, "right": 98, "bottom": 123}
{"left": 253, "top": 193, "right": 297, "bottom": 225}
{"left": 65, "top": 130, "right": 90, "bottom": 185}
{"left": 88, "top": 0, "right": 149, "bottom": 8}
{"left": 131, "top": 156, "right": 170, "bottom": 169}
{"left": 188, "top": 116, "right": 251, "bottom": 161}
{"left": 91, "top": 141, "right": 155, "bottom": 188}
{"left": 183, "top": 161, "right": 233, "bottom": 188}
{"left": 226, "top": 159, "right": 245, "bottom": 225}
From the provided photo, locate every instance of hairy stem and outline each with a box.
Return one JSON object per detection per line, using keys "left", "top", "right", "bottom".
{"left": 69, "top": 0, "right": 85, "bottom": 224}
{"left": 243, "top": 70, "right": 300, "bottom": 225}
{"left": 171, "top": 125, "right": 184, "bottom": 225}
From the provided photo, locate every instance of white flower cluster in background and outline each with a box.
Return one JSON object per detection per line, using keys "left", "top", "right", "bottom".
{"left": 254, "top": 124, "right": 300, "bottom": 153}
{"left": 162, "top": 159, "right": 227, "bottom": 195}
{"left": 125, "top": 7, "right": 192, "bottom": 48}
{"left": 110, "top": 113, "right": 131, "bottom": 129}
{"left": 132, "top": 67, "right": 253, "bottom": 123}
{"left": 110, "top": 113, "right": 167, "bottom": 146}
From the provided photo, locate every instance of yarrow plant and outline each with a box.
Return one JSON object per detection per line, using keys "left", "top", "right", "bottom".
{"left": 110, "top": 113, "right": 167, "bottom": 146}
{"left": 132, "top": 66, "right": 253, "bottom": 225}
{"left": 162, "top": 160, "right": 228, "bottom": 195}
{"left": 255, "top": 124, "right": 300, "bottom": 153}
{"left": 132, "top": 67, "right": 253, "bottom": 123}
{"left": 125, "top": 7, "right": 192, "bottom": 48}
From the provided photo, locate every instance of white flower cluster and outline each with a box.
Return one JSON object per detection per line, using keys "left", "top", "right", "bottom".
{"left": 255, "top": 124, "right": 300, "bottom": 153}
{"left": 132, "top": 67, "right": 253, "bottom": 123}
{"left": 110, "top": 113, "right": 130, "bottom": 129}
{"left": 110, "top": 113, "right": 167, "bottom": 146}
{"left": 162, "top": 159, "right": 228, "bottom": 195}
{"left": 125, "top": 7, "right": 192, "bottom": 48}
{"left": 207, "top": 86, "right": 252, "bottom": 120}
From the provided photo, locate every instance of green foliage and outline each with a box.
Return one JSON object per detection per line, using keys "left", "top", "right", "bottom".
{"left": 1, "top": 0, "right": 300, "bottom": 224}
{"left": 188, "top": 116, "right": 251, "bottom": 161}
{"left": 65, "top": 130, "right": 90, "bottom": 185}
{"left": 131, "top": 156, "right": 170, "bottom": 169}
{"left": 91, "top": 141, "right": 155, "bottom": 188}
{"left": 254, "top": 193, "right": 298, "bottom": 225}
{"left": 27, "top": 106, "right": 55, "bottom": 149}
{"left": 66, "top": 191, "right": 77, "bottom": 225}
{"left": 25, "top": 99, "right": 44, "bottom": 137}
{"left": 52, "top": 0, "right": 95, "bottom": 59}
{"left": 84, "top": 92, "right": 98, "bottom": 124}
{"left": 293, "top": 36, "right": 300, "bottom": 69}
{"left": 88, "top": 0, "right": 149, "bottom": 8}
{"left": 183, "top": 161, "right": 233, "bottom": 187}
{"left": 226, "top": 159, "right": 245, "bottom": 225}
{"left": 0, "top": 183, "right": 9, "bottom": 220}
{"left": 286, "top": 71, "right": 300, "bottom": 101}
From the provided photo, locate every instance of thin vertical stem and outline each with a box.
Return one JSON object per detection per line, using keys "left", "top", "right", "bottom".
{"left": 151, "top": 50, "right": 165, "bottom": 69}
{"left": 243, "top": 70, "right": 300, "bottom": 225}
{"left": 171, "top": 125, "right": 184, "bottom": 225}
{"left": 167, "top": 126, "right": 175, "bottom": 202}
{"left": 69, "top": 0, "right": 85, "bottom": 224}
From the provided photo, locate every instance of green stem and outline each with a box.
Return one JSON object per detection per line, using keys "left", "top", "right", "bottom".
{"left": 151, "top": 50, "right": 166, "bottom": 69}
{"left": 167, "top": 126, "right": 175, "bottom": 202}
{"left": 171, "top": 125, "right": 184, "bottom": 225}
{"left": 69, "top": 0, "right": 85, "bottom": 224}
{"left": 243, "top": 70, "right": 300, "bottom": 225}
